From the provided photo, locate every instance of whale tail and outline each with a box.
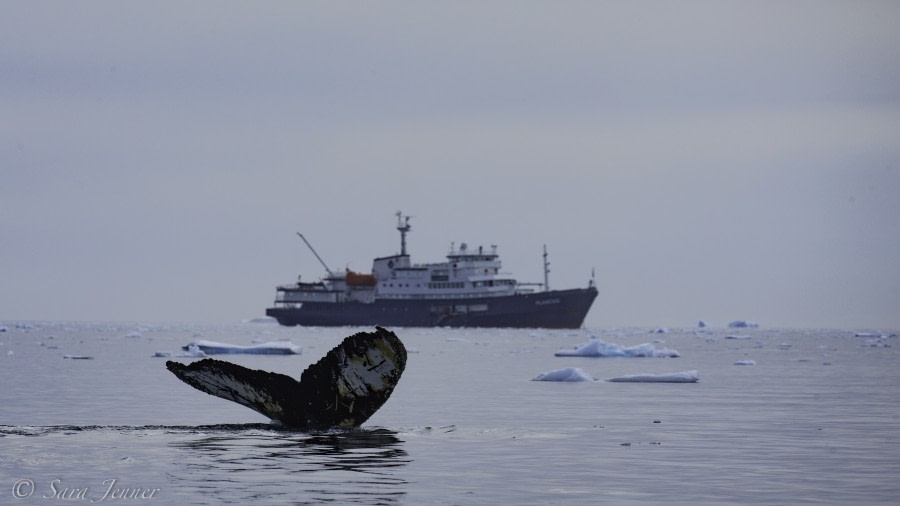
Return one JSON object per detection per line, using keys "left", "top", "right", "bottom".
{"left": 166, "top": 326, "right": 407, "bottom": 429}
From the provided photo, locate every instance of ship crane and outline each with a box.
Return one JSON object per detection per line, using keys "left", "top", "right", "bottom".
{"left": 297, "top": 232, "right": 335, "bottom": 278}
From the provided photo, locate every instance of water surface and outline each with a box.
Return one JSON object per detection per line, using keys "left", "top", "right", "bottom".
{"left": 2, "top": 322, "right": 898, "bottom": 504}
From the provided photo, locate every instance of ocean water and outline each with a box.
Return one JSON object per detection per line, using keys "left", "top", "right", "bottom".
{"left": 1, "top": 321, "right": 899, "bottom": 505}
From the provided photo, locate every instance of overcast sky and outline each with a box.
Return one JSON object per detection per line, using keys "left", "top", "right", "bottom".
{"left": 2, "top": 1, "right": 899, "bottom": 329}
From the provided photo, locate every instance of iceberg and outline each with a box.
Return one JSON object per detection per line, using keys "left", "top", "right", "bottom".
{"left": 606, "top": 370, "right": 699, "bottom": 383}
{"left": 728, "top": 321, "right": 759, "bottom": 328}
{"left": 532, "top": 367, "right": 596, "bottom": 382}
{"left": 555, "top": 337, "right": 680, "bottom": 358}
{"left": 181, "top": 340, "right": 302, "bottom": 355}
{"left": 179, "top": 344, "right": 208, "bottom": 357}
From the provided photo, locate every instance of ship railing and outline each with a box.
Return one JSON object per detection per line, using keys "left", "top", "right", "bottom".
{"left": 377, "top": 291, "right": 514, "bottom": 300}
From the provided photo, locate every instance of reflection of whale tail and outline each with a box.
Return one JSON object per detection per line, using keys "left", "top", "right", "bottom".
{"left": 166, "top": 326, "right": 407, "bottom": 429}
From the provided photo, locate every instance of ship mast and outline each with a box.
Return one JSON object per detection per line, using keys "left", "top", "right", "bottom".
{"left": 543, "top": 244, "right": 550, "bottom": 292}
{"left": 396, "top": 211, "right": 412, "bottom": 256}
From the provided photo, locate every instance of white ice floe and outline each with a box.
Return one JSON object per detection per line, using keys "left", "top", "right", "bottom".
{"left": 182, "top": 340, "right": 302, "bottom": 355}
{"left": 532, "top": 367, "right": 596, "bottom": 382}
{"left": 154, "top": 345, "right": 208, "bottom": 358}
{"left": 125, "top": 331, "right": 142, "bottom": 338}
{"left": 733, "top": 359, "right": 756, "bottom": 366}
{"left": 854, "top": 332, "right": 897, "bottom": 339}
{"left": 555, "top": 337, "right": 680, "bottom": 358}
{"left": 728, "top": 321, "right": 759, "bottom": 328}
{"left": 606, "top": 370, "right": 699, "bottom": 383}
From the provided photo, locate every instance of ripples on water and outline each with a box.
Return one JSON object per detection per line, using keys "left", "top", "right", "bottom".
{"left": 2, "top": 322, "right": 899, "bottom": 504}
{"left": 2, "top": 424, "right": 410, "bottom": 505}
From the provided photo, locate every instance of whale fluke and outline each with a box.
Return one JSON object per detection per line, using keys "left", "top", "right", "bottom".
{"left": 166, "top": 326, "right": 406, "bottom": 429}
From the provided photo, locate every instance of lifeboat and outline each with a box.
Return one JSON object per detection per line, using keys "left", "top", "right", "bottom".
{"left": 346, "top": 271, "right": 377, "bottom": 287}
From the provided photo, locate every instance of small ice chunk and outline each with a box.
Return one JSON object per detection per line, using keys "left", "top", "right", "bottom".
{"left": 153, "top": 351, "right": 172, "bottom": 358}
{"left": 6, "top": 350, "right": 13, "bottom": 356}
{"left": 698, "top": 320, "right": 707, "bottom": 328}
{"left": 733, "top": 359, "right": 756, "bottom": 365}
{"left": 182, "top": 340, "right": 301, "bottom": 355}
{"left": 0, "top": 324, "right": 8, "bottom": 332}
{"left": 725, "top": 335, "right": 751, "bottom": 340}
{"left": 650, "top": 327, "right": 669, "bottom": 334}
{"left": 532, "top": 367, "right": 596, "bottom": 382}
{"left": 63, "top": 355, "right": 94, "bottom": 360}
{"left": 728, "top": 321, "right": 759, "bottom": 328}
{"left": 125, "top": 331, "right": 142, "bottom": 338}
{"left": 555, "top": 337, "right": 680, "bottom": 358}
{"left": 606, "top": 370, "right": 699, "bottom": 383}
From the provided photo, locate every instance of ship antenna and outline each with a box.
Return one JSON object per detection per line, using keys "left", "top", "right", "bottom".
{"left": 543, "top": 244, "right": 550, "bottom": 292}
{"left": 396, "top": 211, "right": 412, "bottom": 256}
{"left": 297, "top": 232, "right": 335, "bottom": 278}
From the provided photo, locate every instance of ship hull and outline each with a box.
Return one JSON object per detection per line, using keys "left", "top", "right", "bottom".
{"left": 266, "top": 287, "right": 597, "bottom": 329}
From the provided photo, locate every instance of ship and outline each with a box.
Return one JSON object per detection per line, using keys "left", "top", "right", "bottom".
{"left": 265, "top": 212, "right": 597, "bottom": 329}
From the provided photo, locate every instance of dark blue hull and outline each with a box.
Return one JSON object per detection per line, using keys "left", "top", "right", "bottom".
{"left": 266, "top": 287, "right": 597, "bottom": 329}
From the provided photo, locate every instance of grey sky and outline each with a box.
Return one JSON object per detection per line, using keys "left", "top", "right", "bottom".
{"left": 3, "top": 1, "right": 899, "bottom": 329}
